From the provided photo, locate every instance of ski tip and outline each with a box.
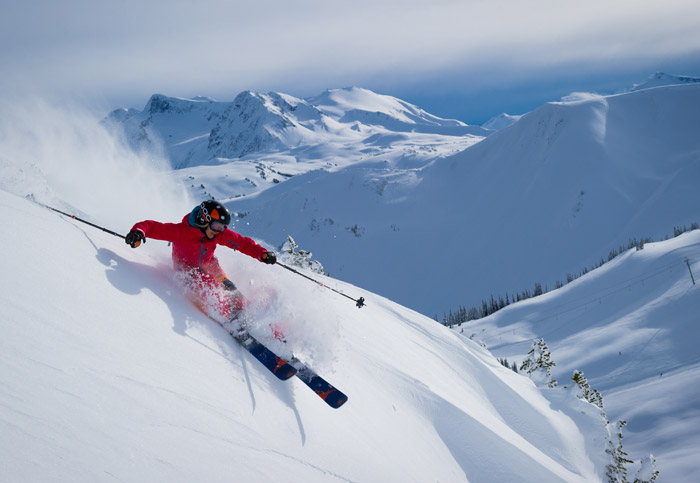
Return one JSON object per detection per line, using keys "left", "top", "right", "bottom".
{"left": 323, "top": 391, "right": 348, "bottom": 409}
{"left": 331, "top": 396, "right": 348, "bottom": 409}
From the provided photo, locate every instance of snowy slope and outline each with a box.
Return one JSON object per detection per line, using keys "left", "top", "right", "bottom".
{"left": 0, "top": 189, "right": 608, "bottom": 482}
{"left": 466, "top": 230, "right": 700, "bottom": 482}
{"left": 225, "top": 82, "right": 700, "bottom": 318}
{"left": 481, "top": 112, "right": 522, "bottom": 131}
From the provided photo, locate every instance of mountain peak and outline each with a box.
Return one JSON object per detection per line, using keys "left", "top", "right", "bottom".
{"left": 629, "top": 72, "right": 700, "bottom": 91}
{"left": 482, "top": 113, "right": 523, "bottom": 131}
{"left": 309, "top": 86, "right": 426, "bottom": 121}
{"left": 144, "top": 93, "right": 216, "bottom": 115}
{"left": 109, "top": 87, "right": 487, "bottom": 166}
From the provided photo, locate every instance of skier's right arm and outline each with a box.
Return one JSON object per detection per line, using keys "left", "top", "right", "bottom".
{"left": 126, "top": 220, "right": 180, "bottom": 248}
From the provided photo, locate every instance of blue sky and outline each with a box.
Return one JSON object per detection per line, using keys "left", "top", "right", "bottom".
{"left": 2, "top": 0, "right": 700, "bottom": 124}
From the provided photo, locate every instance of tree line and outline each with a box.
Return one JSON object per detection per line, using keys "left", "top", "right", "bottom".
{"left": 438, "top": 223, "right": 699, "bottom": 327}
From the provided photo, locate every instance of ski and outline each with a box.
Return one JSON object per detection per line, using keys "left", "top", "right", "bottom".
{"left": 212, "top": 316, "right": 348, "bottom": 408}
{"left": 289, "top": 358, "right": 349, "bottom": 409}
{"left": 227, "top": 327, "right": 298, "bottom": 381}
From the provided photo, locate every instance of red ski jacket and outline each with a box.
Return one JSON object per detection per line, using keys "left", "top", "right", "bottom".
{"left": 131, "top": 214, "right": 268, "bottom": 279}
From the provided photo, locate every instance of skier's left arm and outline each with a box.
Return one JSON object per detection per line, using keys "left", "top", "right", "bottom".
{"left": 220, "top": 229, "right": 276, "bottom": 264}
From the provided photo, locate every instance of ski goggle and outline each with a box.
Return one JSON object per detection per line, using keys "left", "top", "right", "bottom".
{"left": 210, "top": 221, "right": 227, "bottom": 232}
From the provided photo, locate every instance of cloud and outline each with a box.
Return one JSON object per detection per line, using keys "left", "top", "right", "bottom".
{"left": 0, "top": 97, "right": 192, "bottom": 229}
{"left": 2, "top": 0, "right": 700, "bottom": 108}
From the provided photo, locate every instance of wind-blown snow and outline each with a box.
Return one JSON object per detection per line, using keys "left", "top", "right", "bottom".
{"left": 0, "top": 97, "right": 191, "bottom": 227}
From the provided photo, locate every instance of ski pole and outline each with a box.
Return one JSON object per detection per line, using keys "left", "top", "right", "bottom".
{"left": 38, "top": 202, "right": 125, "bottom": 239}
{"left": 277, "top": 262, "right": 365, "bottom": 308}
{"left": 39, "top": 201, "right": 365, "bottom": 306}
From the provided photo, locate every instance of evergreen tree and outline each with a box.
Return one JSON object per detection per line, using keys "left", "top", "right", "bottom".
{"left": 572, "top": 370, "right": 604, "bottom": 411}
{"left": 606, "top": 420, "right": 633, "bottom": 483}
{"left": 571, "top": 370, "right": 640, "bottom": 483}
{"left": 280, "top": 235, "right": 325, "bottom": 274}
{"left": 498, "top": 357, "right": 518, "bottom": 373}
{"left": 520, "top": 338, "right": 557, "bottom": 388}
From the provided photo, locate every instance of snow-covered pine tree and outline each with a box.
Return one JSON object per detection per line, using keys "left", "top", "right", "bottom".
{"left": 280, "top": 235, "right": 325, "bottom": 275}
{"left": 606, "top": 420, "right": 634, "bottom": 483}
{"left": 520, "top": 338, "right": 557, "bottom": 388}
{"left": 633, "top": 455, "right": 659, "bottom": 483}
{"left": 572, "top": 370, "right": 605, "bottom": 411}
{"left": 570, "top": 369, "right": 646, "bottom": 483}
{"left": 498, "top": 358, "right": 518, "bottom": 373}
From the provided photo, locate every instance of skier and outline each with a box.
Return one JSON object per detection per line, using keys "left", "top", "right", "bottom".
{"left": 124, "top": 200, "right": 276, "bottom": 321}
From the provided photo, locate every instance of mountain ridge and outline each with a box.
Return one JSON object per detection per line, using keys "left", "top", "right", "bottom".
{"left": 108, "top": 86, "right": 489, "bottom": 169}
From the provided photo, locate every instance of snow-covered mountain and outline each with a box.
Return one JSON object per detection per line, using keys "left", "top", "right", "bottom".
{"left": 479, "top": 72, "right": 700, "bottom": 132}
{"left": 627, "top": 72, "right": 700, "bottom": 92}
{"left": 223, "top": 81, "right": 700, "bottom": 319}
{"left": 106, "top": 80, "right": 700, "bottom": 322}
{"left": 482, "top": 112, "right": 523, "bottom": 131}
{"left": 0, "top": 189, "right": 616, "bottom": 482}
{"left": 107, "top": 87, "right": 489, "bottom": 170}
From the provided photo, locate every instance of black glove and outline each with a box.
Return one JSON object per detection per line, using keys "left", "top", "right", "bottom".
{"left": 125, "top": 230, "right": 146, "bottom": 248}
{"left": 261, "top": 251, "right": 276, "bottom": 264}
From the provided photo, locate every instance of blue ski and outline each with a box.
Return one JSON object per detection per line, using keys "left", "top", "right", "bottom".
{"left": 290, "top": 358, "right": 349, "bottom": 409}
{"left": 213, "top": 316, "right": 347, "bottom": 407}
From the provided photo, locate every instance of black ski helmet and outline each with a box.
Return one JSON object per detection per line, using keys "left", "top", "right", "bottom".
{"left": 193, "top": 200, "right": 231, "bottom": 228}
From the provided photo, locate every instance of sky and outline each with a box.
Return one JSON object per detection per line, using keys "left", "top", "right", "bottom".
{"left": 2, "top": 0, "right": 700, "bottom": 124}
